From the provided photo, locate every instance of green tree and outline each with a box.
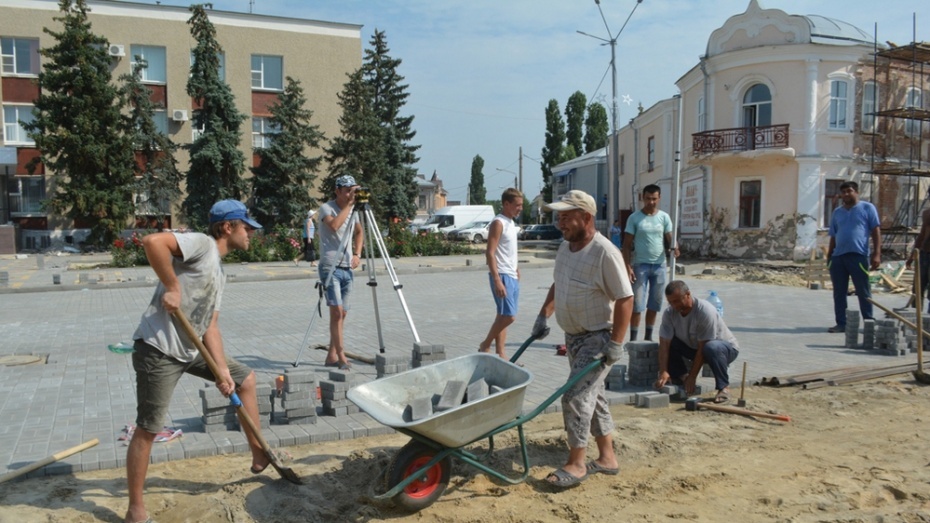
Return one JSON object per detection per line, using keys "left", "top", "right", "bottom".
{"left": 540, "top": 99, "right": 566, "bottom": 205}
{"left": 184, "top": 4, "right": 247, "bottom": 230}
{"left": 324, "top": 69, "right": 383, "bottom": 200}
{"left": 24, "top": 0, "right": 135, "bottom": 247}
{"left": 120, "top": 59, "right": 182, "bottom": 231}
{"left": 565, "top": 91, "right": 586, "bottom": 160}
{"left": 584, "top": 101, "right": 610, "bottom": 153}
{"left": 250, "top": 77, "right": 326, "bottom": 229}
{"left": 468, "top": 155, "right": 486, "bottom": 205}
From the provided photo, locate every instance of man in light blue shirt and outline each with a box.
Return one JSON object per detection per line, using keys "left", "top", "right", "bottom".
{"left": 827, "top": 181, "right": 881, "bottom": 333}
{"left": 622, "top": 184, "right": 678, "bottom": 341}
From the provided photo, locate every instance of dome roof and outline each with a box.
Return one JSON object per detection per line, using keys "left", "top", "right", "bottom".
{"left": 805, "top": 14, "right": 873, "bottom": 46}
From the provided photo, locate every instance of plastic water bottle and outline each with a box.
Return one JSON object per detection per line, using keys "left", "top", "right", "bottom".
{"left": 707, "top": 291, "right": 724, "bottom": 318}
{"left": 107, "top": 341, "right": 135, "bottom": 354}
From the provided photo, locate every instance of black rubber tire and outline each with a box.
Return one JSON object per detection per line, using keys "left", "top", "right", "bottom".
{"left": 384, "top": 440, "right": 451, "bottom": 512}
{"left": 473, "top": 234, "right": 484, "bottom": 243}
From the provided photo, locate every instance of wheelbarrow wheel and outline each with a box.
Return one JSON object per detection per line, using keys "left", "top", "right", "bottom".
{"left": 384, "top": 440, "right": 451, "bottom": 511}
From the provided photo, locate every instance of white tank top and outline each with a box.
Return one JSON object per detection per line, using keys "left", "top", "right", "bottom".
{"left": 493, "top": 214, "right": 518, "bottom": 278}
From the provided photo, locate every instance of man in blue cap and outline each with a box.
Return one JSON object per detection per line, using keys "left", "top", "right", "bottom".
{"left": 124, "top": 199, "right": 269, "bottom": 523}
{"left": 318, "top": 174, "right": 364, "bottom": 369}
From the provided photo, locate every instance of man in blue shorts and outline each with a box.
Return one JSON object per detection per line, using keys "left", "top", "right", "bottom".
{"left": 479, "top": 188, "right": 524, "bottom": 358}
{"left": 318, "top": 174, "right": 364, "bottom": 369}
{"left": 622, "top": 184, "right": 677, "bottom": 341}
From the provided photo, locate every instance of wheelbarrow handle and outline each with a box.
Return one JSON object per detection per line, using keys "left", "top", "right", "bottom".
{"left": 509, "top": 333, "right": 541, "bottom": 365}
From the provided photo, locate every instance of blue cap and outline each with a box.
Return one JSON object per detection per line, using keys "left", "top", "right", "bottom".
{"left": 335, "top": 174, "right": 358, "bottom": 188}
{"left": 208, "top": 199, "right": 262, "bottom": 229}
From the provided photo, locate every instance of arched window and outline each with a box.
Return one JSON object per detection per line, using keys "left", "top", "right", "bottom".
{"left": 742, "top": 84, "right": 771, "bottom": 128}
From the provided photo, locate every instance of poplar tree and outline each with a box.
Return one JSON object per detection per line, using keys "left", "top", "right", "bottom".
{"left": 584, "top": 102, "right": 610, "bottom": 153}
{"left": 565, "top": 91, "right": 587, "bottom": 160}
{"left": 250, "top": 77, "right": 325, "bottom": 229}
{"left": 120, "top": 60, "right": 182, "bottom": 230}
{"left": 24, "top": 0, "right": 135, "bottom": 246}
{"left": 184, "top": 4, "right": 247, "bottom": 230}
{"left": 541, "top": 99, "right": 566, "bottom": 204}
{"left": 468, "top": 155, "right": 486, "bottom": 205}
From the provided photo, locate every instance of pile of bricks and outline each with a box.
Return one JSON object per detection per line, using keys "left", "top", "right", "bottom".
{"left": 279, "top": 367, "right": 317, "bottom": 425}
{"left": 406, "top": 378, "right": 504, "bottom": 421}
{"left": 605, "top": 364, "right": 626, "bottom": 390}
{"left": 200, "top": 382, "right": 272, "bottom": 432}
{"left": 845, "top": 310, "right": 860, "bottom": 348}
{"left": 861, "top": 319, "right": 875, "bottom": 350}
{"left": 626, "top": 341, "right": 659, "bottom": 387}
{"left": 320, "top": 370, "right": 360, "bottom": 417}
{"left": 412, "top": 342, "right": 446, "bottom": 368}
{"left": 874, "top": 318, "right": 904, "bottom": 355}
{"left": 376, "top": 353, "right": 410, "bottom": 378}
{"left": 904, "top": 316, "right": 930, "bottom": 354}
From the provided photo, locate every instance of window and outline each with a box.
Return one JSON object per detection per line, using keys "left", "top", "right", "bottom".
{"left": 697, "top": 96, "right": 706, "bottom": 132}
{"left": 251, "top": 117, "right": 279, "bottom": 148}
{"left": 742, "top": 84, "right": 772, "bottom": 127}
{"left": 192, "top": 122, "right": 204, "bottom": 142}
{"left": 129, "top": 45, "right": 166, "bottom": 83}
{"left": 3, "top": 105, "right": 36, "bottom": 145}
{"left": 134, "top": 189, "right": 170, "bottom": 216}
{"left": 905, "top": 87, "right": 923, "bottom": 137}
{"left": 9, "top": 176, "right": 45, "bottom": 214}
{"left": 647, "top": 136, "right": 655, "bottom": 172}
{"left": 153, "top": 110, "right": 168, "bottom": 136}
{"left": 823, "top": 179, "right": 843, "bottom": 228}
{"left": 861, "top": 81, "right": 878, "bottom": 133}
{"left": 1, "top": 37, "right": 39, "bottom": 76}
{"left": 619, "top": 154, "right": 625, "bottom": 176}
{"left": 251, "top": 55, "right": 283, "bottom": 90}
{"left": 190, "top": 51, "right": 225, "bottom": 81}
{"left": 829, "top": 80, "right": 849, "bottom": 130}
{"left": 738, "top": 179, "right": 761, "bottom": 228}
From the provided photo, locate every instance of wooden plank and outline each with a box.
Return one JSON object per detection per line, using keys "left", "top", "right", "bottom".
{"left": 802, "top": 364, "right": 917, "bottom": 389}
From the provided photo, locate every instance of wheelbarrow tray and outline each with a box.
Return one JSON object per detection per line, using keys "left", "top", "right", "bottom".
{"left": 348, "top": 353, "right": 532, "bottom": 448}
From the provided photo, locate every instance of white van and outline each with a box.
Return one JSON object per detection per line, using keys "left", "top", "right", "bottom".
{"left": 418, "top": 205, "right": 495, "bottom": 236}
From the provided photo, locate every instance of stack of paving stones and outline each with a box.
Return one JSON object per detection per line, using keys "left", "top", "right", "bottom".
{"left": 861, "top": 319, "right": 875, "bottom": 350}
{"left": 411, "top": 342, "right": 446, "bottom": 368}
{"left": 625, "top": 341, "right": 659, "bottom": 387}
{"left": 280, "top": 367, "right": 317, "bottom": 425}
{"left": 904, "top": 316, "right": 930, "bottom": 354}
{"left": 844, "top": 310, "right": 860, "bottom": 348}
{"left": 874, "top": 318, "right": 903, "bottom": 355}
{"left": 376, "top": 353, "right": 410, "bottom": 378}
{"left": 320, "top": 370, "right": 360, "bottom": 417}
{"left": 605, "top": 364, "right": 626, "bottom": 391}
{"left": 200, "top": 383, "right": 272, "bottom": 432}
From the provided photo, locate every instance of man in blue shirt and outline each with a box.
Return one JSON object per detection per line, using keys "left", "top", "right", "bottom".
{"left": 827, "top": 181, "right": 881, "bottom": 333}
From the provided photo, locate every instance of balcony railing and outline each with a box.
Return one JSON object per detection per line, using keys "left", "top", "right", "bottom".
{"left": 692, "top": 123, "right": 789, "bottom": 155}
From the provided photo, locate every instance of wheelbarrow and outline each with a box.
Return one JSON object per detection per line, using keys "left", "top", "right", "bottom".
{"left": 346, "top": 335, "right": 607, "bottom": 511}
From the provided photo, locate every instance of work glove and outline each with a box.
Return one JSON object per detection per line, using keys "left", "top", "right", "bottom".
{"left": 531, "top": 314, "right": 550, "bottom": 340}
{"left": 600, "top": 340, "right": 625, "bottom": 365}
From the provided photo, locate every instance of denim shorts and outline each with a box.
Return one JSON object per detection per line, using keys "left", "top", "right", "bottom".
{"left": 132, "top": 340, "right": 252, "bottom": 434}
{"left": 319, "top": 265, "right": 354, "bottom": 309}
{"left": 488, "top": 273, "right": 519, "bottom": 317}
{"left": 632, "top": 262, "right": 667, "bottom": 313}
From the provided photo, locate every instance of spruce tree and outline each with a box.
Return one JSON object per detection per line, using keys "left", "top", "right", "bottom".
{"left": 23, "top": 0, "right": 135, "bottom": 247}
{"left": 120, "top": 60, "right": 182, "bottom": 231}
{"left": 184, "top": 4, "right": 247, "bottom": 230}
{"left": 468, "top": 155, "right": 486, "bottom": 205}
{"left": 565, "top": 91, "right": 587, "bottom": 160}
{"left": 584, "top": 102, "right": 609, "bottom": 153}
{"left": 324, "top": 69, "right": 384, "bottom": 201}
{"left": 541, "top": 99, "right": 566, "bottom": 204}
{"left": 250, "top": 77, "right": 325, "bottom": 229}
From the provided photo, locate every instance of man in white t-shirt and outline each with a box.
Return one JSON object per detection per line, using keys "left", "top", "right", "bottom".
{"left": 531, "top": 190, "right": 633, "bottom": 489}
{"left": 125, "top": 200, "right": 269, "bottom": 523}
{"left": 478, "top": 187, "right": 524, "bottom": 358}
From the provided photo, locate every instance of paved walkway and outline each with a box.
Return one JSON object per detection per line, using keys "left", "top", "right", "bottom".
{"left": 0, "top": 249, "right": 917, "bottom": 479}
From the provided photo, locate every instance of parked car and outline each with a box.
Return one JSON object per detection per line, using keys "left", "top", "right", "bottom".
{"left": 448, "top": 221, "right": 491, "bottom": 242}
{"left": 521, "top": 224, "right": 562, "bottom": 240}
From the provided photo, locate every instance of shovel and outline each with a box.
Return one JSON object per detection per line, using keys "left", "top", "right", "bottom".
{"left": 172, "top": 310, "right": 303, "bottom": 484}
{"left": 912, "top": 251, "right": 930, "bottom": 384}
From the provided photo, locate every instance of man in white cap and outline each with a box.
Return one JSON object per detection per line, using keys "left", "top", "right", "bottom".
{"left": 318, "top": 174, "right": 364, "bottom": 369}
{"left": 531, "top": 189, "right": 633, "bottom": 489}
{"left": 125, "top": 199, "right": 270, "bottom": 523}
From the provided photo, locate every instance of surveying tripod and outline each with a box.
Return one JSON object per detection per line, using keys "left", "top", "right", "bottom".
{"left": 292, "top": 196, "right": 421, "bottom": 367}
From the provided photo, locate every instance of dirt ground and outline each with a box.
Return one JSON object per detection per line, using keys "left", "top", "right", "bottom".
{"left": 3, "top": 375, "right": 930, "bottom": 523}
{"left": 3, "top": 264, "right": 929, "bottom": 523}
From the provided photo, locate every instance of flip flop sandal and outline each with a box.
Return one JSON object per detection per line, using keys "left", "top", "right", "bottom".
{"left": 585, "top": 461, "right": 620, "bottom": 476}
{"left": 545, "top": 468, "right": 587, "bottom": 489}
{"left": 714, "top": 390, "right": 731, "bottom": 404}
{"left": 323, "top": 361, "right": 340, "bottom": 368}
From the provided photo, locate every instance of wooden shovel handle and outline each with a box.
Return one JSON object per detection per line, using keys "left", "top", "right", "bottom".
{"left": 0, "top": 438, "right": 99, "bottom": 484}
{"left": 697, "top": 402, "right": 791, "bottom": 422}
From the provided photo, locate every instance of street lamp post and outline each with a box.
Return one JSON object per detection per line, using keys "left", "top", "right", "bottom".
{"left": 578, "top": 0, "right": 644, "bottom": 229}
{"left": 495, "top": 168, "right": 518, "bottom": 191}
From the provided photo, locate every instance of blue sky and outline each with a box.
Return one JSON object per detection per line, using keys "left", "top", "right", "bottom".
{"left": 203, "top": 0, "right": 927, "bottom": 203}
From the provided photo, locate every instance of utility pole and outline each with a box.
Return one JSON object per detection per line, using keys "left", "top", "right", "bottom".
{"left": 518, "top": 146, "right": 523, "bottom": 194}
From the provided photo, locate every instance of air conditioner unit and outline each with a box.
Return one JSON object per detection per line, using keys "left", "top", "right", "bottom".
{"left": 108, "top": 44, "right": 125, "bottom": 57}
{"left": 171, "top": 109, "right": 189, "bottom": 122}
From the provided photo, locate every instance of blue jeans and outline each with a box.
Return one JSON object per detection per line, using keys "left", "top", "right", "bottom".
{"left": 632, "top": 262, "right": 667, "bottom": 313}
{"left": 667, "top": 336, "right": 739, "bottom": 391}
{"left": 828, "top": 253, "right": 873, "bottom": 328}
{"left": 318, "top": 265, "right": 354, "bottom": 310}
